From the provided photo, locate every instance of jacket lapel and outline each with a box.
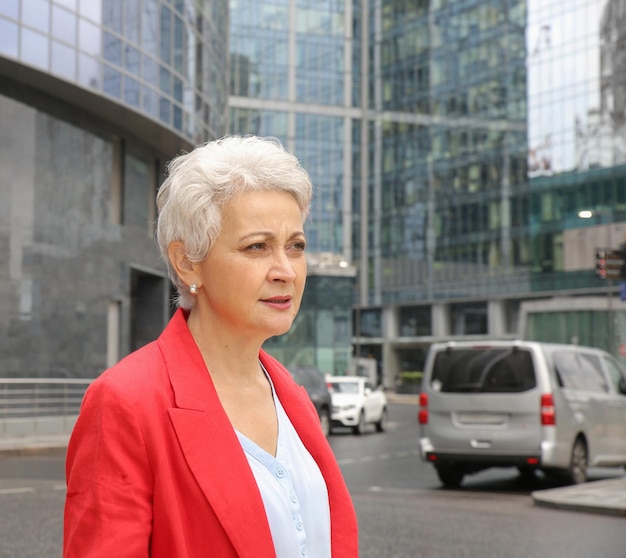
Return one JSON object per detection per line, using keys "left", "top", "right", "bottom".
{"left": 158, "top": 310, "right": 276, "bottom": 558}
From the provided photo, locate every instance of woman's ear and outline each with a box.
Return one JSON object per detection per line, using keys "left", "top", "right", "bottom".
{"left": 168, "top": 241, "right": 197, "bottom": 286}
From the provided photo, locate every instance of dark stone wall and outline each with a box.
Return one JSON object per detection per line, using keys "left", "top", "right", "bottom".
{"left": 0, "top": 89, "right": 169, "bottom": 378}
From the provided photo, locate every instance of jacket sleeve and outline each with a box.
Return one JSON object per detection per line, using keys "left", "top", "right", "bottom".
{"left": 64, "top": 378, "right": 154, "bottom": 558}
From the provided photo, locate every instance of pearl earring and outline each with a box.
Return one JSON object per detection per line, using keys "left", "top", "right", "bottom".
{"left": 189, "top": 283, "right": 198, "bottom": 295}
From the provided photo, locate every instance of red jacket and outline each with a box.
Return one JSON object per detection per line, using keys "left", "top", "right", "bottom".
{"left": 64, "top": 309, "right": 358, "bottom": 557}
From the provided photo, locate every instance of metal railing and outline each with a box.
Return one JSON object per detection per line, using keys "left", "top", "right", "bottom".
{"left": 0, "top": 378, "right": 92, "bottom": 437}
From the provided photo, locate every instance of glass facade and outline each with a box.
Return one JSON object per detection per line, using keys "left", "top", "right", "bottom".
{"left": 230, "top": 0, "right": 352, "bottom": 256}
{"left": 230, "top": 0, "right": 626, "bottom": 385}
{"left": 369, "top": 0, "right": 529, "bottom": 305}
{"left": 266, "top": 274, "right": 354, "bottom": 376}
{"left": 7, "top": 0, "right": 626, "bottom": 381}
{"left": 230, "top": 0, "right": 289, "bottom": 100}
{"left": 0, "top": 0, "right": 229, "bottom": 143}
{"left": 229, "top": 0, "right": 358, "bottom": 374}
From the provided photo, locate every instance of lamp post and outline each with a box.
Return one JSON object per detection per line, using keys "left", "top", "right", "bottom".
{"left": 578, "top": 209, "right": 615, "bottom": 353}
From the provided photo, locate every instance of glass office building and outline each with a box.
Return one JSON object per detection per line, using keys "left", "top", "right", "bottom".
{"left": 229, "top": 0, "right": 359, "bottom": 375}
{"left": 4, "top": 0, "right": 626, "bottom": 383}
{"left": 230, "top": 0, "right": 626, "bottom": 386}
{"left": 0, "top": 1, "right": 228, "bottom": 377}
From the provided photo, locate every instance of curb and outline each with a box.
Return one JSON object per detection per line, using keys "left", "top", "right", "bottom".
{"left": 0, "top": 445, "right": 67, "bottom": 457}
{"left": 0, "top": 434, "right": 70, "bottom": 457}
{"left": 532, "top": 478, "right": 626, "bottom": 518}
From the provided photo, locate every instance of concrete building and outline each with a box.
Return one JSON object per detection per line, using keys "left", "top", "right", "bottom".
{"left": 0, "top": 1, "right": 229, "bottom": 377}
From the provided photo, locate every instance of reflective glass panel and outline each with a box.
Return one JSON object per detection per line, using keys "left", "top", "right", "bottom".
{"left": 22, "top": 0, "right": 50, "bottom": 33}
{"left": 52, "top": 5, "right": 77, "bottom": 44}
{"left": 78, "top": 53, "right": 100, "bottom": 88}
{"left": 103, "top": 64, "right": 121, "bottom": 98}
{"left": 0, "top": 18, "right": 18, "bottom": 57}
{"left": 124, "top": 76, "right": 140, "bottom": 107}
{"left": 0, "top": 0, "right": 18, "bottom": 19}
{"left": 79, "top": 0, "right": 102, "bottom": 24}
{"left": 79, "top": 18, "right": 101, "bottom": 55}
{"left": 51, "top": 40, "right": 76, "bottom": 80}
{"left": 54, "top": 0, "right": 77, "bottom": 10}
{"left": 21, "top": 28, "right": 48, "bottom": 70}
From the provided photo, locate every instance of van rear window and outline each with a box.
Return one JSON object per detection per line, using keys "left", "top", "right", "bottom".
{"left": 431, "top": 348, "right": 536, "bottom": 393}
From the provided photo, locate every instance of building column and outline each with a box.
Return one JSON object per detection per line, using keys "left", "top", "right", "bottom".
{"left": 432, "top": 303, "right": 450, "bottom": 337}
{"left": 488, "top": 300, "right": 507, "bottom": 336}
{"left": 381, "top": 306, "right": 399, "bottom": 388}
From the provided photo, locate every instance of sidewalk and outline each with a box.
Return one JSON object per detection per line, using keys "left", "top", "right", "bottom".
{"left": 531, "top": 477, "right": 626, "bottom": 517}
{"left": 0, "top": 433, "right": 69, "bottom": 456}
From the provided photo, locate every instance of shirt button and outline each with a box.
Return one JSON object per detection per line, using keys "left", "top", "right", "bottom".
{"left": 290, "top": 492, "right": 297, "bottom": 503}
{"left": 296, "top": 519, "right": 304, "bottom": 530}
{"left": 300, "top": 544, "right": 307, "bottom": 556}
{"left": 276, "top": 467, "right": 286, "bottom": 478}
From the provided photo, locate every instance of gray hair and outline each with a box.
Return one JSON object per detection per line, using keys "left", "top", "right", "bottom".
{"left": 156, "top": 135, "right": 313, "bottom": 309}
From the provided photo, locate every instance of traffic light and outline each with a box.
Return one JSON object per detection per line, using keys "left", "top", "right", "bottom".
{"left": 621, "top": 244, "right": 626, "bottom": 280}
{"left": 595, "top": 246, "right": 626, "bottom": 280}
{"left": 596, "top": 249, "right": 607, "bottom": 279}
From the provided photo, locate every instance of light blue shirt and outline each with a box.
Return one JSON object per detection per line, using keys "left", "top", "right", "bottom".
{"left": 236, "top": 378, "right": 331, "bottom": 558}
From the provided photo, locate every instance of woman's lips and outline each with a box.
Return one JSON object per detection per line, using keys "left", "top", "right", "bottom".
{"left": 261, "top": 296, "right": 292, "bottom": 309}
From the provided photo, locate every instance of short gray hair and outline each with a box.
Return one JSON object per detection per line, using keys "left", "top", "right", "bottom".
{"left": 156, "top": 135, "right": 313, "bottom": 309}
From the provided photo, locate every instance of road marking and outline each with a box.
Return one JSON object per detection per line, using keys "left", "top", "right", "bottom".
{"left": 0, "top": 487, "right": 35, "bottom": 495}
{"left": 54, "top": 484, "right": 67, "bottom": 491}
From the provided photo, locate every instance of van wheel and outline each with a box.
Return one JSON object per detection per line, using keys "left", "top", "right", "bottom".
{"left": 436, "top": 465, "right": 464, "bottom": 488}
{"left": 566, "top": 438, "right": 588, "bottom": 484}
{"left": 353, "top": 411, "right": 366, "bottom": 435}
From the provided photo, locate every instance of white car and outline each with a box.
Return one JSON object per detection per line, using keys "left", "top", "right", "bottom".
{"left": 328, "top": 376, "right": 388, "bottom": 434}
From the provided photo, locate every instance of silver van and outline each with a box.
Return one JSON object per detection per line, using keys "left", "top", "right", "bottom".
{"left": 418, "top": 340, "right": 626, "bottom": 487}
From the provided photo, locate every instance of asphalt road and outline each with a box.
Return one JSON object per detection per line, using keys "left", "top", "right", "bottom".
{"left": 1, "top": 402, "right": 625, "bottom": 557}
{"left": 331, "top": 400, "right": 626, "bottom": 558}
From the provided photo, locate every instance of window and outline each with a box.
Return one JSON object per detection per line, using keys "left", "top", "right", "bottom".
{"left": 130, "top": 268, "right": 165, "bottom": 351}
{"left": 603, "top": 357, "right": 626, "bottom": 394}
{"left": 431, "top": 348, "right": 536, "bottom": 393}
{"left": 399, "top": 306, "right": 431, "bottom": 336}
{"left": 123, "top": 152, "right": 153, "bottom": 232}
{"left": 553, "top": 351, "right": 608, "bottom": 393}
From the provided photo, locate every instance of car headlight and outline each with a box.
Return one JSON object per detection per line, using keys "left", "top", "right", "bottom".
{"left": 333, "top": 404, "right": 357, "bottom": 412}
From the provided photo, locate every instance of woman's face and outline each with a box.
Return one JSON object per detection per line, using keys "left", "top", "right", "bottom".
{"left": 192, "top": 189, "right": 307, "bottom": 341}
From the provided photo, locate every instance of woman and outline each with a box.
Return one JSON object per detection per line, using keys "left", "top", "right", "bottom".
{"left": 63, "top": 136, "right": 359, "bottom": 557}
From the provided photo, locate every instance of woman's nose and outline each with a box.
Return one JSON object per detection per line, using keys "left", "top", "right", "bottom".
{"left": 270, "top": 251, "right": 297, "bottom": 281}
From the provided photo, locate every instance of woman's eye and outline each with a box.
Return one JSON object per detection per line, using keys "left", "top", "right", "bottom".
{"left": 246, "top": 242, "right": 266, "bottom": 251}
{"left": 291, "top": 241, "right": 306, "bottom": 251}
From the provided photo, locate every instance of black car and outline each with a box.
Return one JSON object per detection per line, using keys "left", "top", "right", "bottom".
{"left": 287, "top": 366, "right": 332, "bottom": 436}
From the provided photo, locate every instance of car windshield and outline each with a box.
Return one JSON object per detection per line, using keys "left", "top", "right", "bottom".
{"left": 330, "top": 381, "right": 359, "bottom": 394}
{"left": 431, "top": 347, "right": 536, "bottom": 393}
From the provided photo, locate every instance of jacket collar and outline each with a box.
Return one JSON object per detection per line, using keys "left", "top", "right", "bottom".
{"left": 158, "top": 309, "right": 276, "bottom": 557}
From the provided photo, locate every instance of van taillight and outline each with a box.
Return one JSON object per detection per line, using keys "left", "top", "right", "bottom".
{"left": 540, "top": 393, "right": 556, "bottom": 425}
{"left": 418, "top": 392, "right": 428, "bottom": 424}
